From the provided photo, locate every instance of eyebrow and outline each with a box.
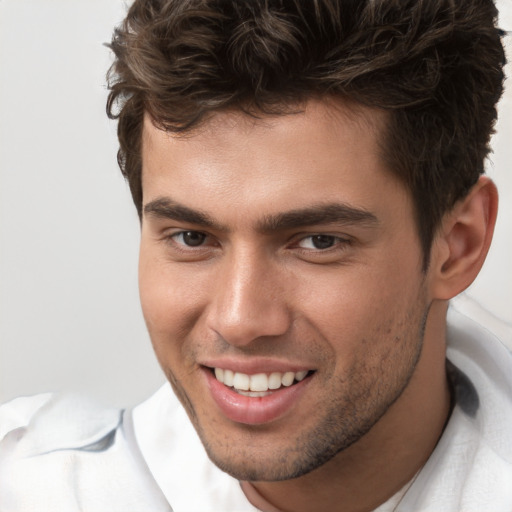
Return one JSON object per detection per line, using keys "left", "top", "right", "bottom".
{"left": 144, "top": 198, "right": 224, "bottom": 230}
{"left": 257, "top": 203, "right": 378, "bottom": 232}
{"left": 143, "top": 197, "right": 378, "bottom": 233}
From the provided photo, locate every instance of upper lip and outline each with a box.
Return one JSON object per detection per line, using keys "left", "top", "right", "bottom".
{"left": 200, "top": 357, "right": 314, "bottom": 375}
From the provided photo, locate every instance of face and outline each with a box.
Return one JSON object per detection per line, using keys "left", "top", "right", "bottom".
{"left": 139, "top": 100, "right": 429, "bottom": 481}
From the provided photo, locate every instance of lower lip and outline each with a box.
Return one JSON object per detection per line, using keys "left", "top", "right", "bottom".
{"left": 204, "top": 369, "right": 312, "bottom": 425}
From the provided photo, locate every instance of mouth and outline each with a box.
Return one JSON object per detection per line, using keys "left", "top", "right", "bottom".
{"left": 212, "top": 367, "right": 312, "bottom": 397}
{"left": 203, "top": 365, "right": 315, "bottom": 425}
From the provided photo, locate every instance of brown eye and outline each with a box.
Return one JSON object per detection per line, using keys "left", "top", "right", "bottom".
{"left": 298, "top": 234, "right": 338, "bottom": 250}
{"left": 310, "top": 235, "right": 336, "bottom": 249}
{"left": 175, "top": 231, "right": 207, "bottom": 247}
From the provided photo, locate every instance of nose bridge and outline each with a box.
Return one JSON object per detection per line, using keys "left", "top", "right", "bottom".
{"left": 207, "top": 243, "right": 290, "bottom": 346}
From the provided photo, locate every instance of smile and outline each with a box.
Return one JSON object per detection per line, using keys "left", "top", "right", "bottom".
{"left": 203, "top": 363, "right": 315, "bottom": 424}
{"left": 214, "top": 368, "right": 310, "bottom": 396}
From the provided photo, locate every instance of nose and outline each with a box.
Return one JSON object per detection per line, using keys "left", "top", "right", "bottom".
{"left": 205, "top": 248, "right": 291, "bottom": 347}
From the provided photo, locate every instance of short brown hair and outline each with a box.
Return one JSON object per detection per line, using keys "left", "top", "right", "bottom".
{"left": 107, "top": 0, "right": 505, "bottom": 266}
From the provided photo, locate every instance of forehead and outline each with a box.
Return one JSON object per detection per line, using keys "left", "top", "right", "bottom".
{"left": 140, "top": 99, "right": 406, "bottom": 223}
{"left": 142, "top": 98, "right": 386, "bottom": 157}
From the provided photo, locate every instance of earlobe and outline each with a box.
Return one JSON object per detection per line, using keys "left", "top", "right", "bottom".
{"left": 430, "top": 176, "right": 498, "bottom": 300}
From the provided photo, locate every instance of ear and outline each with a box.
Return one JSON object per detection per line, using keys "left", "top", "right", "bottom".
{"left": 430, "top": 176, "right": 498, "bottom": 300}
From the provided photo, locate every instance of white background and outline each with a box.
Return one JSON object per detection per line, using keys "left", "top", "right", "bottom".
{"left": 1, "top": 0, "right": 511, "bottom": 407}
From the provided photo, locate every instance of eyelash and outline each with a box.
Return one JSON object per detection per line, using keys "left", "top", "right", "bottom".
{"left": 165, "top": 231, "right": 217, "bottom": 254}
{"left": 171, "top": 231, "right": 209, "bottom": 247}
{"left": 165, "top": 230, "right": 351, "bottom": 257}
{"left": 295, "top": 234, "right": 350, "bottom": 251}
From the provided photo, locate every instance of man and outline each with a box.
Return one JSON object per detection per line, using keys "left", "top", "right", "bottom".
{"left": 0, "top": 0, "right": 511, "bottom": 511}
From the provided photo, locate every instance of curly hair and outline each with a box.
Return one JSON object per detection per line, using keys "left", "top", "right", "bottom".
{"left": 106, "top": 0, "right": 505, "bottom": 266}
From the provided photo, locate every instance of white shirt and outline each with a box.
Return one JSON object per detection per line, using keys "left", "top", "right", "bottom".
{"left": 1, "top": 305, "right": 511, "bottom": 511}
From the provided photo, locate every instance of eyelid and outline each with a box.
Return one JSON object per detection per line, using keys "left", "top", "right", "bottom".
{"left": 164, "top": 229, "right": 218, "bottom": 250}
{"left": 293, "top": 233, "right": 351, "bottom": 248}
{"left": 171, "top": 230, "right": 206, "bottom": 245}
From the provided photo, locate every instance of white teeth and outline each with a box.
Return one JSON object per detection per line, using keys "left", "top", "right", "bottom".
{"left": 223, "top": 369, "right": 234, "bottom": 387}
{"left": 295, "top": 370, "right": 308, "bottom": 382}
{"left": 268, "top": 372, "right": 282, "bottom": 390}
{"left": 214, "top": 368, "right": 310, "bottom": 392}
{"left": 250, "top": 373, "right": 268, "bottom": 392}
{"left": 237, "top": 390, "right": 272, "bottom": 397}
{"left": 233, "top": 372, "right": 249, "bottom": 391}
{"left": 281, "top": 371, "right": 295, "bottom": 386}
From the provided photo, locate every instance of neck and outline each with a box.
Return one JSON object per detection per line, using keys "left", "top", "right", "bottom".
{"left": 242, "top": 300, "right": 452, "bottom": 512}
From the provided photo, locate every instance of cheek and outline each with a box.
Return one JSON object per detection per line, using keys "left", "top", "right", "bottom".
{"left": 295, "top": 261, "right": 423, "bottom": 362}
{"left": 138, "top": 250, "right": 209, "bottom": 350}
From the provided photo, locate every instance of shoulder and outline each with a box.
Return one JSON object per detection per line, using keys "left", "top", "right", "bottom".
{"left": 0, "top": 393, "right": 173, "bottom": 512}
{"left": 446, "top": 298, "right": 512, "bottom": 455}
{"left": 449, "top": 294, "right": 512, "bottom": 351}
{"left": 399, "top": 300, "right": 512, "bottom": 511}
{"left": 447, "top": 297, "right": 512, "bottom": 404}
{"left": 0, "top": 393, "right": 53, "bottom": 440}
{"left": 0, "top": 392, "right": 122, "bottom": 458}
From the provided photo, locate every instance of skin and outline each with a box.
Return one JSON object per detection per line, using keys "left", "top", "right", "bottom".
{"left": 138, "top": 99, "right": 455, "bottom": 511}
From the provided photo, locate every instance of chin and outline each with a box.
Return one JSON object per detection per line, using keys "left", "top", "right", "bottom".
{"left": 197, "top": 414, "right": 376, "bottom": 482}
